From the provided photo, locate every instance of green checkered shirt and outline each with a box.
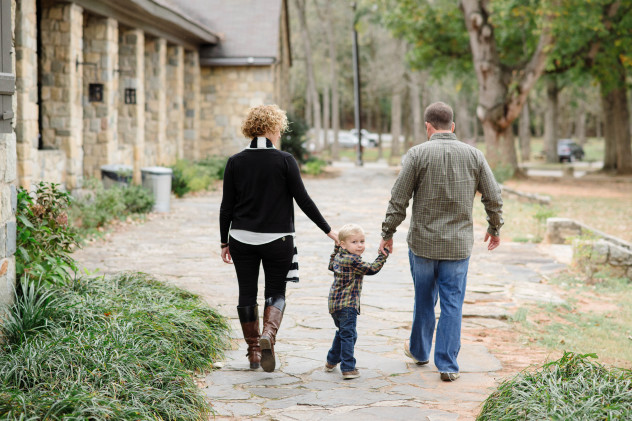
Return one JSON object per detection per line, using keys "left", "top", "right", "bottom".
{"left": 328, "top": 245, "right": 388, "bottom": 314}
{"left": 381, "top": 132, "right": 503, "bottom": 260}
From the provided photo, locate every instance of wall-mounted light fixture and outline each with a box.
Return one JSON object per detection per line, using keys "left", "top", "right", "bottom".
{"left": 124, "top": 88, "right": 136, "bottom": 104}
{"left": 89, "top": 83, "right": 103, "bottom": 102}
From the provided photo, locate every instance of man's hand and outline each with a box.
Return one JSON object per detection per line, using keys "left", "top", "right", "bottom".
{"left": 484, "top": 232, "right": 500, "bottom": 251}
{"left": 379, "top": 238, "right": 393, "bottom": 255}
{"left": 221, "top": 246, "right": 233, "bottom": 264}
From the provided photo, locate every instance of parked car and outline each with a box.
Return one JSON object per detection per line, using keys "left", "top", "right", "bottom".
{"left": 337, "top": 131, "right": 372, "bottom": 148}
{"left": 349, "top": 128, "right": 379, "bottom": 146}
{"left": 557, "top": 139, "right": 584, "bottom": 162}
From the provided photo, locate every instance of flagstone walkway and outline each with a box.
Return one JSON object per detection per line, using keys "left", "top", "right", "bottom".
{"left": 74, "top": 162, "right": 570, "bottom": 420}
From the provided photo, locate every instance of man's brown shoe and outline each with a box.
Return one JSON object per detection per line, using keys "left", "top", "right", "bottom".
{"left": 440, "top": 372, "right": 460, "bottom": 381}
{"left": 404, "top": 340, "right": 429, "bottom": 366}
{"left": 324, "top": 362, "right": 337, "bottom": 372}
{"left": 342, "top": 369, "right": 360, "bottom": 380}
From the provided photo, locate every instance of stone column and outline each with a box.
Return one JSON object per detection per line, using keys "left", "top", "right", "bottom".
{"left": 183, "top": 50, "right": 200, "bottom": 161}
{"left": 15, "top": 0, "right": 38, "bottom": 188}
{"left": 82, "top": 15, "right": 118, "bottom": 179}
{"left": 166, "top": 44, "right": 184, "bottom": 164}
{"left": 144, "top": 37, "right": 166, "bottom": 165}
{"left": 118, "top": 28, "right": 145, "bottom": 185}
{"left": 1, "top": 0, "right": 17, "bottom": 309}
{"left": 39, "top": 0, "right": 83, "bottom": 189}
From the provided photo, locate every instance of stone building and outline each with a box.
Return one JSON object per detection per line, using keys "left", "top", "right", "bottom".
{"left": 1, "top": 0, "right": 291, "bottom": 308}
{"left": 13, "top": 0, "right": 291, "bottom": 190}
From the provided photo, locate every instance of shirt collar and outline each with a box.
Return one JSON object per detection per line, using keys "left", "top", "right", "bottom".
{"left": 429, "top": 132, "right": 458, "bottom": 141}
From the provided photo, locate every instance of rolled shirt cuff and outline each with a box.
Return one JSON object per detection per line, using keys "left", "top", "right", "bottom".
{"left": 487, "top": 226, "right": 500, "bottom": 237}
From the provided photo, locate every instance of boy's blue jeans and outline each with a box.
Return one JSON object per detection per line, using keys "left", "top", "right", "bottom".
{"left": 408, "top": 250, "right": 470, "bottom": 373}
{"left": 326, "top": 307, "right": 358, "bottom": 372}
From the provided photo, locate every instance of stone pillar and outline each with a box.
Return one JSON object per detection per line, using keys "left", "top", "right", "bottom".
{"left": 82, "top": 15, "right": 118, "bottom": 179}
{"left": 144, "top": 37, "right": 166, "bottom": 165}
{"left": 184, "top": 50, "right": 200, "bottom": 161}
{"left": 118, "top": 28, "right": 145, "bottom": 185}
{"left": 166, "top": 44, "right": 184, "bottom": 164}
{"left": 15, "top": 0, "right": 38, "bottom": 188}
{"left": 39, "top": 0, "right": 83, "bottom": 189}
{"left": 1, "top": 0, "right": 17, "bottom": 310}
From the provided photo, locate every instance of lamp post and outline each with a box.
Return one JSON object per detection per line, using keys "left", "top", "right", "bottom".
{"left": 351, "top": 2, "right": 363, "bottom": 166}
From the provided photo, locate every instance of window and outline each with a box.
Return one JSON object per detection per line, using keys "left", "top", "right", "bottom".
{"left": 89, "top": 83, "right": 103, "bottom": 102}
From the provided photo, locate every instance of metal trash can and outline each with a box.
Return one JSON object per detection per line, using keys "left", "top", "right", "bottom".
{"left": 141, "top": 166, "right": 173, "bottom": 213}
{"left": 100, "top": 164, "right": 133, "bottom": 189}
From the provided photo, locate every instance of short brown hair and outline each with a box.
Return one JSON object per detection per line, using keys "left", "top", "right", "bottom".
{"left": 424, "top": 102, "right": 453, "bottom": 130}
{"left": 241, "top": 104, "right": 289, "bottom": 138}
{"left": 338, "top": 223, "right": 364, "bottom": 243}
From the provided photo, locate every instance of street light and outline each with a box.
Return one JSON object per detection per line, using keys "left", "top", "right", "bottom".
{"left": 351, "top": 2, "right": 363, "bottom": 166}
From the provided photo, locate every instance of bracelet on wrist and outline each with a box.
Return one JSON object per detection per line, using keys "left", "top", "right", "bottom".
{"left": 220, "top": 243, "right": 229, "bottom": 249}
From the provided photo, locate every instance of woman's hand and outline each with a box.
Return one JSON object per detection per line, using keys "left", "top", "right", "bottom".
{"left": 327, "top": 230, "right": 339, "bottom": 245}
{"left": 221, "top": 246, "right": 233, "bottom": 264}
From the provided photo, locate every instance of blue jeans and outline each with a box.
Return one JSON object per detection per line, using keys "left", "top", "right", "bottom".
{"left": 408, "top": 250, "right": 470, "bottom": 373}
{"left": 326, "top": 307, "right": 358, "bottom": 372}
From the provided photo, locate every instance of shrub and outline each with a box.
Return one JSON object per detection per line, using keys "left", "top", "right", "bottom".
{"left": 477, "top": 352, "right": 632, "bottom": 420}
{"left": 302, "top": 157, "right": 327, "bottom": 176}
{"left": 70, "top": 179, "right": 154, "bottom": 237}
{"left": 0, "top": 272, "right": 231, "bottom": 420}
{"left": 281, "top": 113, "right": 310, "bottom": 164}
{"left": 170, "top": 157, "right": 228, "bottom": 197}
{"left": 15, "top": 182, "right": 79, "bottom": 285}
{"left": 492, "top": 163, "right": 515, "bottom": 184}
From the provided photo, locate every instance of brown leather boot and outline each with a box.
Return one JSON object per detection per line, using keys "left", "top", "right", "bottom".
{"left": 259, "top": 296, "right": 285, "bottom": 372}
{"left": 237, "top": 305, "right": 261, "bottom": 369}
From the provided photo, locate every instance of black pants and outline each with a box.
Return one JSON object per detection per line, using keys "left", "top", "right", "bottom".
{"left": 229, "top": 235, "right": 294, "bottom": 307}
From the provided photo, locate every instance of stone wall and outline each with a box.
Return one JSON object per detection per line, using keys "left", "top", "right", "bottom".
{"left": 82, "top": 15, "right": 119, "bottom": 179}
{"left": 15, "top": 0, "right": 38, "bottom": 189}
{"left": 183, "top": 51, "right": 200, "bottom": 161}
{"left": 144, "top": 37, "right": 166, "bottom": 165}
{"left": 39, "top": 0, "right": 84, "bottom": 189}
{"left": 1, "top": 0, "right": 17, "bottom": 311}
{"left": 117, "top": 27, "right": 145, "bottom": 184}
{"left": 199, "top": 66, "right": 275, "bottom": 157}
{"left": 166, "top": 45, "right": 184, "bottom": 163}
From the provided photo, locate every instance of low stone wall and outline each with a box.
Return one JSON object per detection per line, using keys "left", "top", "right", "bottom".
{"left": 37, "top": 149, "right": 66, "bottom": 186}
{"left": 545, "top": 217, "right": 632, "bottom": 280}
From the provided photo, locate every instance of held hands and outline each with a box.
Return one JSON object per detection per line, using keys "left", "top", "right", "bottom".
{"left": 327, "top": 230, "right": 340, "bottom": 245}
{"left": 379, "top": 238, "right": 393, "bottom": 255}
{"left": 484, "top": 232, "right": 500, "bottom": 251}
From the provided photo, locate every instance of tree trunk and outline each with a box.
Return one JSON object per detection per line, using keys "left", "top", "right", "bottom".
{"left": 575, "top": 99, "right": 587, "bottom": 145}
{"left": 390, "top": 91, "right": 402, "bottom": 164}
{"left": 519, "top": 101, "right": 531, "bottom": 162}
{"left": 294, "top": 0, "right": 321, "bottom": 149}
{"left": 410, "top": 73, "right": 422, "bottom": 145}
{"left": 322, "top": 0, "right": 340, "bottom": 159}
{"left": 461, "top": 0, "right": 553, "bottom": 171}
{"left": 501, "top": 129, "right": 521, "bottom": 176}
{"left": 544, "top": 79, "right": 559, "bottom": 163}
{"left": 456, "top": 98, "right": 473, "bottom": 144}
{"left": 600, "top": 62, "right": 632, "bottom": 174}
{"left": 323, "top": 84, "right": 330, "bottom": 149}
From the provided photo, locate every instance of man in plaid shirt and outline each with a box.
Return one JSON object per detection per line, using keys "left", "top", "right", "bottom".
{"left": 379, "top": 101, "right": 503, "bottom": 382}
{"left": 325, "top": 224, "right": 388, "bottom": 379}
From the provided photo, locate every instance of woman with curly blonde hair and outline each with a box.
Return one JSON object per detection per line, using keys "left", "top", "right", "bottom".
{"left": 220, "top": 104, "right": 338, "bottom": 372}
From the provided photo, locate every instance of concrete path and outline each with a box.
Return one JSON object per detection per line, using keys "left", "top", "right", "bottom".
{"left": 74, "top": 162, "right": 570, "bottom": 420}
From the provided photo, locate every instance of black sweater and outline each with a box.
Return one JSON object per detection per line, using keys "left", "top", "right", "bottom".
{"left": 219, "top": 148, "right": 331, "bottom": 243}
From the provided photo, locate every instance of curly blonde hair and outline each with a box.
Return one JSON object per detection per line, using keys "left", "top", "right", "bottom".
{"left": 241, "top": 104, "right": 289, "bottom": 139}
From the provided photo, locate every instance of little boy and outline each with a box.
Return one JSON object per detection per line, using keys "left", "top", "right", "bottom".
{"left": 325, "top": 224, "right": 389, "bottom": 379}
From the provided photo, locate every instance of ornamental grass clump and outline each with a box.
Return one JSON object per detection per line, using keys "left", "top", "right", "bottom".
{"left": 0, "top": 272, "right": 231, "bottom": 420}
{"left": 477, "top": 352, "right": 632, "bottom": 420}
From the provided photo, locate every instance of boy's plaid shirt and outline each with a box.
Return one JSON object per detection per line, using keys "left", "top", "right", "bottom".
{"left": 328, "top": 245, "right": 388, "bottom": 315}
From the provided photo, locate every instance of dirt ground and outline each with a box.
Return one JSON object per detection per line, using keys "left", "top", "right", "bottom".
{"left": 505, "top": 173, "right": 632, "bottom": 199}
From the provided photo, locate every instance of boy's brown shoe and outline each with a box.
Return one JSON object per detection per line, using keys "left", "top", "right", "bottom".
{"left": 404, "top": 340, "right": 429, "bottom": 365}
{"left": 324, "top": 362, "right": 337, "bottom": 372}
{"left": 342, "top": 369, "right": 360, "bottom": 380}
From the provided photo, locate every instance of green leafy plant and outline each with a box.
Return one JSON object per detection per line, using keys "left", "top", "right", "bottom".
{"left": 281, "top": 113, "right": 310, "bottom": 164}
{"left": 170, "top": 157, "right": 228, "bottom": 197}
{"left": 492, "top": 163, "right": 515, "bottom": 184}
{"left": 0, "top": 272, "right": 231, "bottom": 420}
{"left": 16, "top": 182, "right": 79, "bottom": 285}
{"left": 478, "top": 352, "right": 632, "bottom": 420}
{"left": 302, "top": 157, "right": 327, "bottom": 176}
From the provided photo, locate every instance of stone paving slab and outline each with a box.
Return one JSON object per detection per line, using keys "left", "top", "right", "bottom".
{"left": 74, "top": 163, "right": 569, "bottom": 420}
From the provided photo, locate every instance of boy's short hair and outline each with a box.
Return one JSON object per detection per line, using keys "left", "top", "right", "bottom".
{"left": 338, "top": 224, "right": 364, "bottom": 243}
